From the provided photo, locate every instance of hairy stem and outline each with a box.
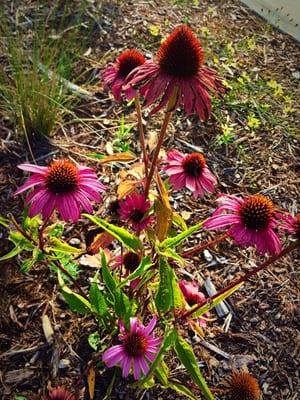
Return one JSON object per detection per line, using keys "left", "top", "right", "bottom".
{"left": 182, "top": 240, "right": 299, "bottom": 319}
{"left": 181, "top": 233, "right": 229, "bottom": 258}
{"left": 134, "top": 94, "right": 148, "bottom": 178}
{"left": 38, "top": 214, "right": 52, "bottom": 251}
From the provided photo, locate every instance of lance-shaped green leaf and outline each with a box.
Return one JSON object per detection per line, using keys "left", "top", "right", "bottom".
{"left": 48, "top": 237, "right": 83, "bottom": 254}
{"left": 190, "top": 282, "right": 243, "bottom": 319}
{"left": 101, "top": 252, "right": 132, "bottom": 326}
{"left": 155, "top": 361, "right": 197, "bottom": 399}
{"left": 101, "top": 252, "right": 117, "bottom": 294}
{"left": 0, "top": 216, "right": 9, "bottom": 228}
{"left": 9, "top": 231, "right": 34, "bottom": 251}
{"left": 58, "top": 271, "right": 91, "bottom": 314}
{"left": 138, "top": 328, "right": 176, "bottom": 386}
{"left": 159, "top": 222, "right": 202, "bottom": 249}
{"left": 84, "top": 214, "right": 142, "bottom": 252}
{"left": 89, "top": 272, "right": 108, "bottom": 317}
{"left": 0, "top": 246, "right": 22, "bottom": 261}
{"left": 157, "top": 247, "right": 185, "bottom": 266}
{"left": 155, "top": 258, "right": 184, "bottom": 314}
{"left": 174, "top": 334, "right": 214, "bottom": 400}
{"left": 172, "top": 212, "right": 187, "bottom": 231}
{"left": 117, "top": 256, "right": 152, "bottom": 289}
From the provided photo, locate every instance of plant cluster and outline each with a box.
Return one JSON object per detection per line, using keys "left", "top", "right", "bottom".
{"left": 2, "top": 24, "right": 299, "bottom": 399}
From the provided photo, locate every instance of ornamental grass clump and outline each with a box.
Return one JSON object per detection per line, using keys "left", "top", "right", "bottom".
{"left": 2, "top": 23, "right": 299, "bottom": 400}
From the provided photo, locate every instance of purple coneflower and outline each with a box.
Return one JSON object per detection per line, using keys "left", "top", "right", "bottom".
{"left": 164, "top": 150, "right": 217, "bottom": 198}
{"left": 126, "top": 25, "right": 225, "bottom": 119}
{"left": 45, "top": 387, "right": 75, "bottom": 400}
{"left": 179, "top": 280, "right": 210, "bottom": 327}
{"left": 204, "top": 194, "right": 282, "bottom": 255}
{"left": 102, "top": 316, "right": 162, "bottom": 380}
{"left": 15, "top": 160, "right": 105, "bottom": 222}
{"left": 118, "top": 193, "right": 154, "bottom": 231}
{"left": 279, "top": 213, "right": 300, "bottom": 239}
{"left": 102, "top": 49, "right": 145, "bottom": 101}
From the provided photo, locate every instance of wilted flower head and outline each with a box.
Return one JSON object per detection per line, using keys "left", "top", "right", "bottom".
{"left": 179, "top": 280, "right": 210, "bottom": 327}
{"left": 102, "top": 316, "right": 162, "bottom": 380}
{"left": 102, "top": 49, "right": 145, "bottom": 101}
{"left": 118, "top": 193, "right": 154, "bottom": 231}
{"left": 15, "top": 160, "right": 105, "bottom": 222}
{"left": 164, "top": 150, "right": 217, "bottom": 198}
{"left": 229, "top": 370, "right": 261, "bottom": 400}
{"left": 126, "top": 25, "right": 226, "bottom": 119}
{"left": 279, "top": 213, "right": 300, "bottom": 239}
{"left": 45, "top": 387, "right": 75, "bottom": 400}
{"left": 110, "top": 251, "right": 142, "bottom": 289}
{"left": 204, "top": 194, "right": 283, "bottom": 255}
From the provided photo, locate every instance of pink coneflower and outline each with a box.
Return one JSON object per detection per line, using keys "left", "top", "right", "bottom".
{"left": 179, "top": 280, "right": 210, "bottom": 327}
{"left": 15, "top": 160, "right": 105, "bottom": 222}
{"left": 126, "top": 25, "right": 225, "bottom": 119}
{"left": 164, "top": 150, "right": 217, "bottom": 198}
{"left": 102, "top": 316, "right": 162, "bottom": 380}
{"left": 204, "top": 194, "right": 282, "bottom": 255}
{"left": 45, "top": 387, "right": 75, "bottom": 400}
{"left": 102, "top": 49, "right": 145, "bottom": 101}
{"left": 279, "top": 213, "right": 300, "bottom": 239}
{"left": 118, "top": 193, "right": 154, "bottom": 231}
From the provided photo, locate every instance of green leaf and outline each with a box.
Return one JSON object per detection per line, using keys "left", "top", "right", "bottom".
{"left": 50, "top": 254, "right": 81, "bottom": 281}
{"left": 0, "top": 216, "right": 9, "bottom": 228}
{"left": 101, "top": 252, "right": 117, "bottom": 294}
{"left": 174, "top": 334, "right": 214, "bottom": 400}
{"left": 58, "top": 271, "right": 91, "bottom": 314}
{"left": 47, "top": 223, "right": 64, "bottom": 238}
{"left": 155, "top": 362, "right": 169, "bottom": 386}
{"left": 168, "top": 380, "right": 198, "bottom": 400}
{"left": 89, "top": 272, "right": 108, "bottom": 316}
{"left": 191, "top": 282, "right": 243, "bottom": 319}
{"left": 0, "top": 246, "right": 21, "bottom": 261}
{"left": 157, "top": 247, "right": 185, "bottom": 266}
{"left": 155, "top": 258, "right": 184, "bottom": 313}
{"left": 159, "top": 222, "right": 202, "bottom": 249}
{"left": 88, "top": 331, "right": 101, "bottom": 351}
{"left": 117, "top": 256, "right": 152, "bottom": 289}
{"left": 101, "top": 253, "right": 132, "bottom": 326}
{"left": 84, "top": 214, "right": 142, "bottom": 252}
{"left": 172, "top": 212, "right": 187, "bottom": 231}
{"left": 9, "top": 231, "right": 34, "bottom": 251}
{"left": 48, "top": 237, "right": 83, "bottom": 254}
{"left": 139, "top": 328, "right": 176, "bottom": 385}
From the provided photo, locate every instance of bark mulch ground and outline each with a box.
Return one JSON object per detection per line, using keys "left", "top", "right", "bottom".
{"left": 0, "top": 1, "right": 299, "bottom": 399}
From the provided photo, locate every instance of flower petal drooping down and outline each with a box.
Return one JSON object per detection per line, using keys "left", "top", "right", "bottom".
{"left": 102, "top": 49, "right": 145, "bottom": 101}
{"left": 118, "top": 193, "right": 154, "bottom": 232}
{"left": 278, "top": 213, "right": 300, "bottom": 239}
{"left": 45, "top": 387, "right": 75, "bottom": 400}
{"left": 126, "top": 25, "right": 226, "bottom": 120}
{"left": 102, "top": 317, "right": 162, "bottom": 380}
{"left": 164, "top": 150, "right": 217, "bottom": 198}
{"left": 204, "top": 194, "right": 283, "bottom": 255}
{"left": 15, "top": 160, "right": 105, "bottom": 222}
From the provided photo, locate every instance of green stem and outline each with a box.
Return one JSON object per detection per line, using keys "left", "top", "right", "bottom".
{"left": 182, "top": 240, "right": 299, "bottom": 319}
{"left": 134, "top": 94, "right": 148, "bottom": 178}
